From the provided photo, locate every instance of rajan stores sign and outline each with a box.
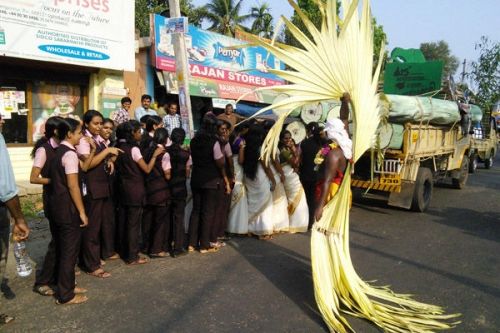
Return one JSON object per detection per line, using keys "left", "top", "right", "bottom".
{"left": 152, "top": 14, "right": 285, "bottom": 102}
{"left": 0, "top": 0, "right": 135, "bottom": 71}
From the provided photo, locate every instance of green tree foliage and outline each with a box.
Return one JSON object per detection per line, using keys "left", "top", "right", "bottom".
{"left": 135, "top": 0, "right": 207, "bottom": 37}
{"left": 135, "top": 0, "right": 166, "bottom": 37}
{"left": 204, "top": 0, "right": 251, "bottom": 37}
{"left": 285, "top": 1, "right": 387, "bottom": 68}
{"left": 420, "top": 40, "right": 459, "bottom": 78}
{"left": 372, "top": 17, "right": 387, "bottom": 68}
{"left": 469, "top": 36, "right": 500, "bottom": 112}
{"left": 250, "top": 2, "right": 274, "bottom": 39}
{"left": 285, "top": 0, "right": 338, "bottom": 48}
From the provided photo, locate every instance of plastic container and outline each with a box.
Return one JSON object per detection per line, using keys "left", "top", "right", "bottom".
{"left": 13, "top": 241, "right": 33, "bottom": 277}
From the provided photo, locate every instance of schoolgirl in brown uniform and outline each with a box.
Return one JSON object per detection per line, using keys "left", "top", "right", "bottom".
{"left": 115, "top": 120, "right": 163, "bottom": 265}
{"left": 142, "top": 128, "right": 170, "bottom": 258}
{"left": 77, "top": 110, "right": 121, "bottom": 278}
{"left": 212, "top": 119, "right": 233, "bottom": 247}
{"left": 99, "top": 118, "right": 119, "bottom": 260}
{"left": 30, "top": 116, "right": 63, "bottom": 296}
{"left": 165, "top": 128, "right": 191, "bottom": 257}
{"left": 188, "top": 115, "right": 229, "bottom": 253}
{"left": 48, "top": 117, "right": 89, "bottom": 305}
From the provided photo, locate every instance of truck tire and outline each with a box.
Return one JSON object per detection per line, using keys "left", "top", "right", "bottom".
{"left": 468, "top": 154, "right": 477, "bottom": 173}
{"left": 484, "top": 149, "right": 494, "bottom": 169}
{"left": 411, "top": 167, "right": 433, "bottom": 212}
{"left": 452, "top": 157, "right": 469, "bottom": 189}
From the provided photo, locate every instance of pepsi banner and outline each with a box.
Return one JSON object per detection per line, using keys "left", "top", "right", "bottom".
{"left": 152, "top": 14, "right": 285, "bottom": 102}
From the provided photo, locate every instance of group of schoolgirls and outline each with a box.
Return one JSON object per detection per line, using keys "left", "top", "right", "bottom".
{"left": 28, "top": 110, "right": 192, "bottom": 305}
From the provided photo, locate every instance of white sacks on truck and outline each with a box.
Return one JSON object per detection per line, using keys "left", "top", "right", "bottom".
{"left": 385, "top": 94, "right": 461, "bottom": 126}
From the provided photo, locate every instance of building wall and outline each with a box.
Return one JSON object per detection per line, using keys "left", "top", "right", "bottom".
{"left": 124, "top": 48, "right": 150, "bottom": 116}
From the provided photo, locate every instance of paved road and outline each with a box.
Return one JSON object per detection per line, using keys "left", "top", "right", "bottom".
{"left": 1, "top": 158, "right": 499, "bottom": 332}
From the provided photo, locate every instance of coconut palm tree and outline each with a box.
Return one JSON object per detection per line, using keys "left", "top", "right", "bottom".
{"left": 250, "top": 2, "right": 274, "bottom": 39}
{"left": 203, "top": 0, "right": 251, "bottom": 37}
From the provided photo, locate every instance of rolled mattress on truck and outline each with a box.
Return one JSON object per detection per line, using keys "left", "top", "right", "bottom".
{"left": 376, "top": 123, "right": 405, "bottom": 150}
{"left": 385, "top": 94, "right": 461, "bottom": 126}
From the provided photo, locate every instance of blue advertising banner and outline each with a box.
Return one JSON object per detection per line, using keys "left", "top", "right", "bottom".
{"left": 152, "top": 14, "right": 285, "bottom": 102}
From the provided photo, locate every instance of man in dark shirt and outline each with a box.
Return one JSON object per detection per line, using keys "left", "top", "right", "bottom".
{"left": 299, "top": 122, "right": 324, "bottom": 229}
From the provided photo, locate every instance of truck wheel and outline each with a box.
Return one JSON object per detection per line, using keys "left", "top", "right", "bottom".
{"left": 411, "top": 167, "right": 433, "bottom": 212}
{"left": 484, "top": 149, "right": 494, "bottom": 169}
{"left": 468, "top": 154, "right": 478, "bottom": 173}
{"left": 452, "top": 157, "right": 469, "bottom": 189}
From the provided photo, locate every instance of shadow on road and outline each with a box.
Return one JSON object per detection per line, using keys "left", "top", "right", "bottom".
{"left": 228, "top": 234, "right": 329, "bottom": 331}
{"left": 426, "top": 206, "right": 500, "bottom": 243}
{"left": 351, "top": 241, "right": 500, "bottom": 299}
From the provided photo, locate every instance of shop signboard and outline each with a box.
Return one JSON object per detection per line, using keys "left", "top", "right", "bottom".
{"left": 383, "top": 61, "right": 444, "bottom": 96}
{"left": 0, "top": 1, "right": 135, "bottom": 71}
{"left": 152, "top": 15, "right": 285, "bottom": 102}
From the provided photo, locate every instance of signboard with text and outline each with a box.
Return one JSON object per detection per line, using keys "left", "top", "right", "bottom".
{"left": 383, "top": 61, "right": 444, "bottom": 96}
{"left": 0, "top": 1, "right": 135, "bottom": 71}
{"left": 152, "top": 15, "right": 285, "bottom": 102}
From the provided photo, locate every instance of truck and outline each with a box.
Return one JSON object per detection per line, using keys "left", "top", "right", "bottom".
{"left": 351, "top": 122, "right": 471, "bottom": 212}
{"left": 469, "top": 118, "right": 498, "bottom": 172}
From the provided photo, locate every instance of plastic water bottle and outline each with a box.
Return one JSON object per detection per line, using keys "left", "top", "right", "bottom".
{"left": 13, "top": 241, "right": 33, "bottom": 277}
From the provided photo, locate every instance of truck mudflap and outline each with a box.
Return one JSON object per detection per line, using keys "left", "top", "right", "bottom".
{"left": 388, "top": 181, "right": 416, "bottom": 210}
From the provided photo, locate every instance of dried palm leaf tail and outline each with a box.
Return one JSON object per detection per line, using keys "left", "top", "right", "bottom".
{"left": 238, "top": 1, "right": 460, "bottom": 330}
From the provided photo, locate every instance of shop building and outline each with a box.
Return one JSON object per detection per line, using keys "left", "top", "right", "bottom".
{"left": 0, "top": 1, "right": 135, "bottom": 183}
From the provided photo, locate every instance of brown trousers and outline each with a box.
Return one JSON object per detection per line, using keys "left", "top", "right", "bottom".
{"left": 188, "top": 187, "right": 218, "bottom": 250}
{"left": 142, "top": 204, "right": 169, "bottom": 255}
{"left": 54, "top": 218, "right": 82, "bottom": 303}
{"left": 118, "top": 205, "right": 143, "bottom": 263}
{"left": 168, "top": 198, "right": 186, "bottom": 252}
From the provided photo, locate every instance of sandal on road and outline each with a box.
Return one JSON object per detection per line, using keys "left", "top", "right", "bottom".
{"left": 33, "top": 285, "right": 55, "bottom": 296}
{"left": 56, "top": 294, "right": 88, "bottom": 305}
{"left": 0, "top": 314, "right": 14, "bottom": 325}
{"left": 86, "top": 269, "right": 111, "bottom": 279}
{"left": 149, "top": 251, "right": 168, "bottom": 258}
{"left": 74, "top": 287, "right": 87, "bottom": 294}
{"left": 199, "top": 247, "right": 218, "bottom": 254}
{"left": 127, "top": 257, "right": 149, "bottom": 265}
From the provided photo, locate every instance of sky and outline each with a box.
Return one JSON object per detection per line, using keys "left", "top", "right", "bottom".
{"left": 191, "top": 0, "right": 499, "bottom": 82}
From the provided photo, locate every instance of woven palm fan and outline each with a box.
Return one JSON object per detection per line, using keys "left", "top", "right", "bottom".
{"left": 236, "top": 0, "right": 459, "bottom": 332}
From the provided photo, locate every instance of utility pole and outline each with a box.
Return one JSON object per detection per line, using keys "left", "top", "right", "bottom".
{"left": 460, "top": 59, "right": 467, "bottom": 83}
{"left": 168, "top": 0, "right": 194, "bottom": 138}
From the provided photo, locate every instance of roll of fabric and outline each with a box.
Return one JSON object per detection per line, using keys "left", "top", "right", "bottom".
{"left": 301, "top": 103, "right": 323, "bottom": 123}
{"left": 387, "top": 94, "right": 461, "bottom": 125}
{"left": 377, "top": 123, "right": 405, "bottom": 150}
{"left": 286, "top": 120, "right": 307, "bottom": 144}
{"left": 272, "top": 93, "right": 301, "bottom": 117}
{"left": 469, "top": 104, "right": 483, "bottom": 123}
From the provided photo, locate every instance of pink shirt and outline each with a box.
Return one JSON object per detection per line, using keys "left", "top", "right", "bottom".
{"left": 131, "top": 146, "right": 143, "bottom": 163}
{"left": 77, "top": 130, "right": 104, "bottom": 155}
{"left": 223, "top": 142, "right": 232, "bottom": 157}
{"left": 61, "top": 141, "right": 79, "bottom": 174}
{"left": 162, "top": 153, "right": 192, "bottom": 171}
{"left": 213, "top": 141, "right": 232, "bottom": 160}
{"left": 33, "top": 138, "right": 59, "bottom": 169}
{"left": 161, "top": 153, "right": 171, "bottom": 171}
